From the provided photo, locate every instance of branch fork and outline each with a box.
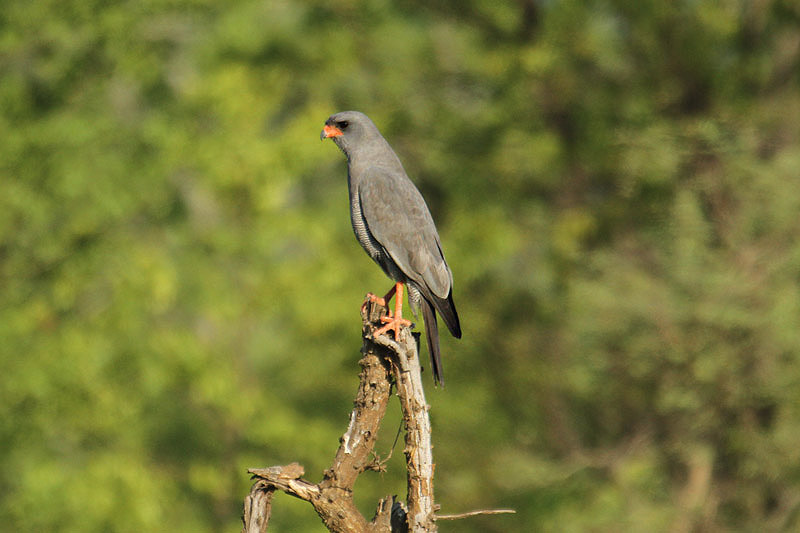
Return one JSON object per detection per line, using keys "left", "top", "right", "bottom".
{"left": 242, "top": 297, "right": 436, "bottom": 532}
{"left": 241, "top": 297, "right": 514, "bottom": 532}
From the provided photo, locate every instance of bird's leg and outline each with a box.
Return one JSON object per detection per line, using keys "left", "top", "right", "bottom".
{"left": 361, "top": 293, "right": 383, "bottom": 313}
{"left": 374, "top": 282, "right": 412, "bottom": 341}
{"left": 382, "top": 284, "right": 397, "bottom": 309}
{"left": 361, "top": 283, "right": 397, "bottom": 315}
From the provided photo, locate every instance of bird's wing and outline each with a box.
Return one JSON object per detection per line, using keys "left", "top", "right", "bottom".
{"left": 358, "top": 165, "right": 452, "bottom": 300}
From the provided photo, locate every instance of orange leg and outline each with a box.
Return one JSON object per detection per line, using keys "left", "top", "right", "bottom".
{"left": 373, "top": 282, "right": 412, "bottom": 340}
{"left": 360, "top": 284, "right": 398, "bottom": 315}
{"left": 381, "top": 284, "right": 397, "bottom": 310}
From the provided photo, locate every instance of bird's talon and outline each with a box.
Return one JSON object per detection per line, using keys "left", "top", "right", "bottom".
{"left": 364, "top": 292, "right": 388, "bottom": 307}
{"left": 374, "top": 316, "right": 412, "bottom": 340}
{"left": 379, "top": 315, "right": 410, "bottom": 327}
{"left": 362, "top": 293, "right": 390, "bottom": 314}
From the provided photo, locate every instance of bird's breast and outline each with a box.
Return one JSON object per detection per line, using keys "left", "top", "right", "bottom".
{"left": 348, "top": 178, "right": 402, "bottom": 281}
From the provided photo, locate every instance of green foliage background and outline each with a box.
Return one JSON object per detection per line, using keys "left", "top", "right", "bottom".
{"left": 2, "top": 1, "right": 800, "bottom": 531}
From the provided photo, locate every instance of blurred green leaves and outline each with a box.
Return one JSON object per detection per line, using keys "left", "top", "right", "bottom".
{"left": 2, "top": 0, "right": 800, "bottom": 531}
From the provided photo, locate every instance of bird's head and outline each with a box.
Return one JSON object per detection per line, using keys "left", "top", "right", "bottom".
{"left": 320, "top": 111, "right": 381, "bottom": 155}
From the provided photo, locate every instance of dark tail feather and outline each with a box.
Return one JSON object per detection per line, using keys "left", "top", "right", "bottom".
{"left": 434, "top": 291, "right": 461, "bottom": 339}
{"left": 421, "top": 297, "right": 444, "bottom": 386}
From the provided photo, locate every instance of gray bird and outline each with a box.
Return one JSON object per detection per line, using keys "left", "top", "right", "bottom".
{"left": 321, "top": 111, "right": 461, "bottom": 385}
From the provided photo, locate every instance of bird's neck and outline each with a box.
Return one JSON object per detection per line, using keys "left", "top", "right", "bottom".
{"left": 346, "top": 138, "right": 398, "bottom": 170}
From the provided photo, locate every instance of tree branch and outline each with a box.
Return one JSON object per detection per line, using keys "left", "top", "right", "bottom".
{"left": 242, "top": 297, "right": 513, "bottom": 531}
{"left": 371, "top": 318, "right": 436, "bottom": 531}
{"left": 437, "top": 509, "right": 517, "bottom": 520}
{"left": 243, "top": 344, "right": 393, "bottom": 532}
{"left": 242, "top": 297, "right": 436, "bottom": 532}
{"left": 242, "top": 300, "right": 424, "bottom": 533}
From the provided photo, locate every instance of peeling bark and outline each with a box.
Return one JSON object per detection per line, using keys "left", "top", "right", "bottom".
{"left": 241, "top": 297, "right": 437, "bottom": 532}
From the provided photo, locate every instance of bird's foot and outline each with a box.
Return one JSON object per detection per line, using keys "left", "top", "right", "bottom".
{"left": 361, "top": 292, "right": 391, "bottom": 315}
{"left": 374, "top": 314, "right": 412, "bottom": 341}
{"left": 364, "top": 283, "right": 408, "bottom": 340}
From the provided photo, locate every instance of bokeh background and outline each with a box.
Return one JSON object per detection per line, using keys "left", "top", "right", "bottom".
{"left": 3, "top": 1, "right": 800, "bottom": 531}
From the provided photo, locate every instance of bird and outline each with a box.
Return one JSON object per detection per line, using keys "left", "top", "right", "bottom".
{"left": 321, "top": 111, "right": 461, "bottom": 385}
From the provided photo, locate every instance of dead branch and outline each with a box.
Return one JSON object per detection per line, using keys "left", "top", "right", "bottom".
{"left": 241, "top": 297, "right": 515, "bottom": 531}
{"left": 437, "top": 509, "right": 517, "bottom": 520}
{"left": 242, "top": 482, "right": 274, "bottom": 533}
{"left": 371, "top": 320, "right": 435, "bottom": 531}
{"left": 241, "top": 297, "right": 436, "bottom": 532}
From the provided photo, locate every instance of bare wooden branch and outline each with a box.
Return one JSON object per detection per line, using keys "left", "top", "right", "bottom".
{"left": 243, "top": 345, "right": 394, "bottom": 533}
{"left": 242, "top": 483, "right": 274, "bottom": 533}
{"left": 241, "top": 299, "right": 400, "bottom": 532}
{"left": 371, "top": 319, "right": 436, "bottom": 531}
{"left": 241, "top": 297, "right": 472, "bottom": 532}
{"left": 437, "top": 509, "right": 517, "bottom": 520}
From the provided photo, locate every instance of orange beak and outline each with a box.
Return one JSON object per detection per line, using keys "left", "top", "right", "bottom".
{"left": 321, "top": 124, "right": 343, "bottom": 139}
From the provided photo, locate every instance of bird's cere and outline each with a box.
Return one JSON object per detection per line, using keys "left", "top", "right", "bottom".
{"left": 321, "top": 124, "right": 343, "bottom": 139}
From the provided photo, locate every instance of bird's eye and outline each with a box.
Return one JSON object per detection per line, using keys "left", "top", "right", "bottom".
{"left": 337, "top": 121, "right": 349, "bottom": 129}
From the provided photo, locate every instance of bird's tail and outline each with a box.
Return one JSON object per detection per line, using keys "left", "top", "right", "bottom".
{"left": 435, "top": 291, "right": 461, "bottom": 339}
{"left": 421, "top": 297, "right": 444, "bottom": 386}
